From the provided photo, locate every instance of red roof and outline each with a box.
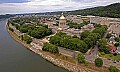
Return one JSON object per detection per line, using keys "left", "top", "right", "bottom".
{"left": 107, "top": 44, "right": 117, "bottom": 52}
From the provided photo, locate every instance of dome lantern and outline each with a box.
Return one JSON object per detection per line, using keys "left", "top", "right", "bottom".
{"left": 60, "top": 13, "right": 65, "bottom": 20}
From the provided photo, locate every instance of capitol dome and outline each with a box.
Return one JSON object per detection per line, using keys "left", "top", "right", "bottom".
{"left": 60, "top": 13, "right": 65, "bottom": 20}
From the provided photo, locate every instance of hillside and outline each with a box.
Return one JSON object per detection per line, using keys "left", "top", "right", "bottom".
{"left": 67, "top": 3, "right": 120, "bottom": 18}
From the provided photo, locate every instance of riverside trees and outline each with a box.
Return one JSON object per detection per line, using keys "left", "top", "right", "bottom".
{"left": 42, "top": 42, "right": 59, "bottom": 53}
{"left": 21, "top": 34, "right": 32, "bottom": 44}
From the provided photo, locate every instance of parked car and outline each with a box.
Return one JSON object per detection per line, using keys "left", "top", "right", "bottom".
{"left": 112, "top": 59, "right": 117, "bottom": 63}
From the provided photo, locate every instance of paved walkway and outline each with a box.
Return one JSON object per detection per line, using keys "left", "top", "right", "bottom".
{"left": 85, "top": 46, "right": 120, "bottom": 70}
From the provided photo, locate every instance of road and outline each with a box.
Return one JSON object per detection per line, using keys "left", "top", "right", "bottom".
{"left": 85, "top": 46, "right": 99, "bottom": 63}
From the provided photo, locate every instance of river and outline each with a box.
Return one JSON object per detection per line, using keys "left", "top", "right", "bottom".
{"left": 0, "top": 19, "right": 67, "bottom": 72}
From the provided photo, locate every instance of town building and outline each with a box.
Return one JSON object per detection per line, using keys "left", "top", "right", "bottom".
{"left": 72, "top": 18, "right": 83, "bottom": 24}
{"left": 107, "top": 44, "right": 117, "bottom": 54}
{"left": 59, "top": 13, "right": 68, "bottom": 29}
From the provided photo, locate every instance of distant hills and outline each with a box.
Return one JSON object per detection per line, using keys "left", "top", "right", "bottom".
{"left": 67, "top": 3, "right": 120, "bottom": 18}
{"left": 0, "top": 3, "right": 120, "bottom": 19}
{"left": 0, "top": 14, "right": 15, "bottom": 19}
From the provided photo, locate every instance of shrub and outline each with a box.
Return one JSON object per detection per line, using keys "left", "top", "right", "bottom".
{"left": 115, "top": 37, "right": 120, "bottom": 42}
{"left": 106, "top": 33, "right": 112, "bottom": 38}
{"left": 109, "top": 66, "right": 119, "bottom": 72}
{"left": 95, "top": 58, "right": 103, "bottom": 67}
{"left": 101, "top": 52, "right": 105, "bottom": 55}
{"left": 77, "top": 53, "right": 85, "bottom": 63}
{"left": 9, "top": 27, "right": 14, "bottom": 32}
{"left": 114, "top": 43, "right": 120, "bottom": 47}
{"left": 84, "top": 61, "right": 88, "bottom": 66}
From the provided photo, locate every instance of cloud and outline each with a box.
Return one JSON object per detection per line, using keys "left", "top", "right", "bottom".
{"left": 0, "top": 0, "right": 30, "bottom": 3}
{"left": 0, "top": 0, "right": 120, "bottom": 15}
{"left": 70, "top": 0, "right": 96, "bottom": 3}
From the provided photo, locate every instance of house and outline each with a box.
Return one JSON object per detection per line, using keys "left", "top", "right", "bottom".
{"left": 116, "top": 47, "right": 120, "bottom": 54}
{"left": 107, "top": 44, "right": 117, "bottom": 53}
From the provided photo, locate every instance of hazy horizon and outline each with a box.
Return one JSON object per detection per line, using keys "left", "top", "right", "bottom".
{"left": 0, "top": 0, "right": 120, "bottom": 15}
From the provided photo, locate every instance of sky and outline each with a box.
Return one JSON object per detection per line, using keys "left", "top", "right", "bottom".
{"left": 0, "top": 0, "right": 120, "bottom": 15}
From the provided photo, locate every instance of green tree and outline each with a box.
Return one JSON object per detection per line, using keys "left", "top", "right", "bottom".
{"left": 77, "top": 53, "right": 85, "bottom": 63}
{"left": 23, "top": 34, "right": 32, "bottom": 44}
{"left": 30, "top": 30, "right": 42, "bottom": 39}
{"left": 15, "top": 24, "right": 20, "bottom": 30}
{"left": 95, "top": 58, "right": 103, "bottom": 67}
{"left": 80, "top": 30, "right": 90, "bottom": 40}
{"left": 42, "top": 42, "right": 59, "bottom": 53}
{"left": 72, "top": 35, "right": 79, "bottom": 39}
{"left": 92, "top": 25, "right": 107, "bottom": 37}
{"left": 106, "top": 33, "right": 112, "bottom": 38}
{"left": 98, "top": 39, "right": 110, "bottom": 54}
{"left": 114, "top": 43, "right": 120, "bottom": 47}
{"left": 49, "top": 35, "right": 62, "bottom": 46}
{"left": 45, "top": 28, "right": 52, "bottom": 35}
{"left": 99, "top": 45, "right": 110, "bottom": 54}
{"left": 70, "top": 38, "right": 88, "bottom": 53}
{"left": 98, "top": 39, "right": 107, "bottom": 47}
{"left": 87, "top": 33, "right": 100, "bottom": 44}
{"left": 109, "top": 66, "right": 119, "bottom": 72}
{"left": 115, "top": 37, "right": 120, "bottom": 42}
{"left": 60, "top": 38, "right": 71, "bottom": 48}
{"left": 19, "top": 27, "right": 28, "bottom": 33}
{"left": 93, "top": 24, "right": 101, "bottom": 28}
{"left": 9, "top": 27, "right": 14, "bottom": 32}
{"left": 84, "top": 38, "right": 93, "bottom": 48}
{"left": 49, "top": 32, "right": 89, "bottom": 53}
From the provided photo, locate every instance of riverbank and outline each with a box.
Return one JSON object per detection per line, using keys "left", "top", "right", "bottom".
{"left": 6, "top": 24, "right": 110, "bottom": 72}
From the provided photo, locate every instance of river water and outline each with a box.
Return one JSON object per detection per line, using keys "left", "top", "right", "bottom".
{"left": 0, "top": 19, "right": 67, "bottom": 72}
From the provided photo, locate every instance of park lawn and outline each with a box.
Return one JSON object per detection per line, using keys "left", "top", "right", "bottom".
{"left": 105, "top": 54, "right": 120, "bottom": 61}
{"left": 98, "top": 52, "right": 120, "bottom": 61}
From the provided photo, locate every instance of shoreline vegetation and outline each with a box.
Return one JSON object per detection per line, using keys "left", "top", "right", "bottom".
{"left": 6, "top": 24, "right": 110, "bottom": 72}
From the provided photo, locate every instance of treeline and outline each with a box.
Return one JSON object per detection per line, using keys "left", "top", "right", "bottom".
{"left": 49, "top": 24, "right": 107, "bottom": 53}
{"left": 49, "top": 32, "right": 88, "bottom": 53}
{"left": 68, "top": 3, "right": 120, "bottom": 18}
{"left": 92, "top": 24, "right": 108, "bottom": 37}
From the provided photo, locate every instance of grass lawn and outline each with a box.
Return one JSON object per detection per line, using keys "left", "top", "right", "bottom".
{"left": 98, "top": 52, "right": 120, "bottom": 61}
{"left": 105, "top": 54, "right": 120, "bottom": 61}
